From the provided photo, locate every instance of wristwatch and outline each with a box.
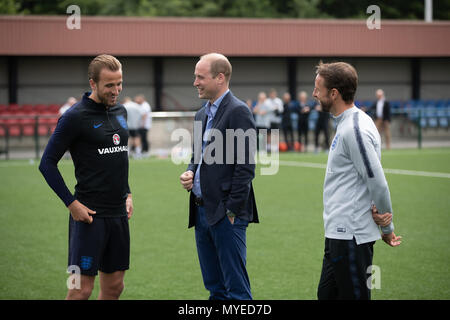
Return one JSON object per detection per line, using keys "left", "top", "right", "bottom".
{"left": 226, "top": 209, "right": 236, "bottom": 217}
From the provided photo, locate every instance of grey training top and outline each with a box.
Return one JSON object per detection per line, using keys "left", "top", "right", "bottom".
{"left": 323, "top": 106, "right": 394, "bottom": 245}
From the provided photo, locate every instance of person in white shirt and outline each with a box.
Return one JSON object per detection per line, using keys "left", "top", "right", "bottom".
{"left": 59, "top": 97, "right": 77, "bottom": 116}
{"left": 134, "top": 94, "right": 152, "bottom": 157}
{"left": 253, "top": 91, "right": 271, "bottom": 151}
{"left": 123, "top": 96, "right": 142, "bottom": 158}
{"left": 266, "top": 88, "right": 283, "bottom": 130}
{"left": 265, "top": 89, "right": 283, "bottom": 152}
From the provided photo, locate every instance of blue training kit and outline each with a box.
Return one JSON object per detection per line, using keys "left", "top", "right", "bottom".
{"left": 39, "top": 92, "right": 131, "bottom": 275}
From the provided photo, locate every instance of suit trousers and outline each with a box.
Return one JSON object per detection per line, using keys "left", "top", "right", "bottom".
{"left": 195, "top": 205, "right": 252, "bottom": 300}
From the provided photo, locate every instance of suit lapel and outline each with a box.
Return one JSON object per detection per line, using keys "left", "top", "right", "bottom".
{"left": 196, "top": 105, "right": 208, "bottom": 134}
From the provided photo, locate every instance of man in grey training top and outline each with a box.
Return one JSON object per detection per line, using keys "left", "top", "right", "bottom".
{"left": 313, "top": 61, "right": 402, "bottom": 300}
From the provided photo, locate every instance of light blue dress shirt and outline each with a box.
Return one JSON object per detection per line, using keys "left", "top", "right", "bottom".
{"left": 192, "top": 89, "right": 230, "bottom": 198}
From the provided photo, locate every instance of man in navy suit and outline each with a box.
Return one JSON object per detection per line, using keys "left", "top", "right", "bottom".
{"left": 179, "top": 53, "right": 259, "bottom": 300}
{"left": 370, "top": 89, "right": 391, "bottom": 150}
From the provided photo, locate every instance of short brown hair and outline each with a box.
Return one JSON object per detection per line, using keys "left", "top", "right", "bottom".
{"left": 88, "top": 54, "right": 122, "bottom": 83}
{"left": 315, "top": 61, "right": 358, "bottom": 103}
{"left": 200, "top": 53, "right": 232, "bottom": 83}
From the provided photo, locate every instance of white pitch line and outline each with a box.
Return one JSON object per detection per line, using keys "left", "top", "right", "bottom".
{"left": 0, "top": 161, "right": 37, "bottom": 168}
{"left": 1, "top": 159, "right": 450, "bottom": 179}
{"left": 278, "top": 160, "right": 450, "bottom": 179}
{"left": 0, "top": 160, "right": 72, "bottom": 168}
{"left": 278, "top": 160, "right": 326, "bottom": 169}
{"left": 383, "top": 168, "right": 450, "bottom": 179}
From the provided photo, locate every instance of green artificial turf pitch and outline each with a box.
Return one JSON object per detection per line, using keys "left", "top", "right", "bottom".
{"left": 0, "top": 148, "right": 449, "bottom": 299}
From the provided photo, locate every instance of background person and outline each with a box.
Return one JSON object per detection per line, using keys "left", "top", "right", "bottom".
{"left": 253, "top": 91, "right": 270, "bottom": 152}
{"left": 123, "top": 96, "right": 142, "bottom": 159}
{"left": 297, "top": 91, "right": 311, "bottom": 152}
{"left": 266, "top": 88, "right": 283, "bottom": 152}
{"left": 134, "top": 94, "right": 152, "bottom": 157}
{"left": 281, "top": 92, "right": 295, "bottom": 151}
{"left": 314, "top": 102, "right": 330, "bottom": 153}
{"left": 59, "top": 97, "right": 77, "bottom": 116}
{"left": 370, "top": 89, "right": 392, "bottom": 150}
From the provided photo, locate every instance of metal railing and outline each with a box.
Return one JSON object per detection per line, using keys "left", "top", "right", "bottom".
{"left": 391, "top": 107, "right": 450, "bottom": 149}
{"left": 1, "top": 109, "right": 449, "bottom": 159}
{"left": 0, "top": 114, "right": 59, "bottom": 160}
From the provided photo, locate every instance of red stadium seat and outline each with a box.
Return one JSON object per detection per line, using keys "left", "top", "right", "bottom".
{"left": 37, "top": 115, "right": 54, "bottom": 136}
{"left": 34, "top": 104, "right": 48, "bottom": 114}
{"left": 48, "top": 104, "right": 61, "bottom": 114}
{"left": 6, "top": 122, "right": 21, "bottom": 137}
{"left": 19, "top": 115, "right": 36, "bottom": 125}
{"left": 20, "top": 115, "right": 37, "bottom": 136}
{"left": 7, "top": 104, "right": 21, "bottom": 114}
{"left": 39, "top": 112, "right": 58, "bottom": 124}
{"left": 22, "top": 104, "right": 35, "bottom": 114}
{"left": 0, "top": 118, "right": 7, "bottom": 136}
{"left": 0, "top": 113, "right": 22, "bottom": 137}
{"left": 0, "top": 104, "right": 7, "bottom": 114}
{"left": 22, "top": 123, "right": 36, "bottom": 136}
{"left": 37, "top": 123, "right": 49, "bottom": 136}
{"left": 46, "top": 116, "right": 59, "bottom": 135}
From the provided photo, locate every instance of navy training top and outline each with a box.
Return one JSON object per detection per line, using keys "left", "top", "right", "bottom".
{"left": 39, "top": 92, "right": 131, "bottom": 217}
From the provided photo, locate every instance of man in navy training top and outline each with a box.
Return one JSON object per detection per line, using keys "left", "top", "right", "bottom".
{"left": 39, "top": 54, "right": 133, "bottom": 300}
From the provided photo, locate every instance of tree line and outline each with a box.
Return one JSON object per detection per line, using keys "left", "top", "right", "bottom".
{"left": 1, "top": 0, "right": 449, "bottom": 20}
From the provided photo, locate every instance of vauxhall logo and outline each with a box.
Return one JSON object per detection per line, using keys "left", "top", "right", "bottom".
{"left": 98, "top": 134, "right": 128, "bottom": 154}
{"left": 98, "top": 145, "right": 128, "bottom": 155}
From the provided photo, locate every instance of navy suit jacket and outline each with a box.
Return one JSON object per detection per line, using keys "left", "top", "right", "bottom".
{"left": 371, "top": 100, "right": 391, "bottom": 122}
{"left": 187, "top": 91, "right": 259, "bottom": 228}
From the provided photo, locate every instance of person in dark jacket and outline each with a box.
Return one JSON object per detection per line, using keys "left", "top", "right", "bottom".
{"left": 297, "top": 91, "right": 311, "bottom": 152}
{"left": 179, "top": 53, "right": 258, "bottom": 300}
{"left": 370, "top": 89, "right": 391, "bottom": 150}
{"left": 281, "top": 92, "right": 295, "bottom": 151}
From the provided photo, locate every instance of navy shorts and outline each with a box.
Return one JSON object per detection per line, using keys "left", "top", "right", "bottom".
{"left": 128, "top": 129, "right": 138, "bottom": 138}
{"left": 68, "top": 215, "right": 130, "bottom": 276}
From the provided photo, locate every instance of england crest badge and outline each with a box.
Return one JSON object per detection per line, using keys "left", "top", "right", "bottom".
{"left": 113, "top": 133, "right": 120, "bottom": 145}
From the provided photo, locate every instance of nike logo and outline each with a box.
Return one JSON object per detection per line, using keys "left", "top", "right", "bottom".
{"left": 93, "top": 123, "right": 103, "bottom": 128}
